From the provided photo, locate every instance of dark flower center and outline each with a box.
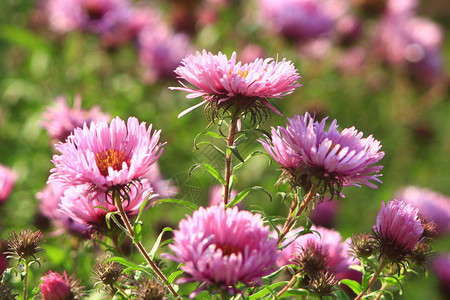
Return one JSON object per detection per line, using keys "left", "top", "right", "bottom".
{"left": 95, "top": 149, "right": 130, "bottom": 176}
{"left": 84, "top": 3, "right": 107, "bottom": 20}
{"left": 216, "top": 243, "right": 241, "bottom": 257}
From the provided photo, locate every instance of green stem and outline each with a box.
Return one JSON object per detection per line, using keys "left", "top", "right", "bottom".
{"left": 275, "top": 274, "right": 299, "bottom": 299}
{"left": 355, "top": 259, "right": 389, "bottom": 300}
{"left": 278, "top": 184, "right": 317, "bottom": 244}
{"left": 23, "top": 260, "right": 29, "bottom": 300}
{"left": 224, "top": 117, "right": 239, "bottom": 206}
{"left": 113, "top": 191, "right": 181, "bottom": 300}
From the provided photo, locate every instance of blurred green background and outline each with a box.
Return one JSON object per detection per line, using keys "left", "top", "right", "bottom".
{"left": 0, "top": 0, "right": 449, "bottom": 299}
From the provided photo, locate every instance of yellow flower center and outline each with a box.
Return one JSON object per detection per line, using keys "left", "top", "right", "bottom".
{"left": 95, "top": 149, "right": 130, "bottom": 176}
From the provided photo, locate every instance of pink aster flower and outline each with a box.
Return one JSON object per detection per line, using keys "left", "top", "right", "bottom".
{"left": 36, "top": 181, "right": 90, "bottom": 236}
{"left": 279, "top": 225, "right": 356, "bottom": 280}
{"left": 395, "top": 186, "right": 450, "bottom": 236}
{"left": 374, "top": 13, "right": 445, "bottom": 86}
{"left": 164, "top": 206, "right": 278, "bottom": 295}
{"left": 40, "top": 270, "right": 84, "bottom": 300}
{"left": 0, "top": 165, "right": 17, "bottom": 204}
{"left": 58, "top": 181, "right": 155, "bottom": 231}
{"left": 258, "top": 0, "right": 349, "bottom": 41}
{"left": 373, "top": 199, "right": 424, "bottom": 263}
{"left": 143, "top": 163, "right": 178, "bottom": 199}
{"left": 138, "top": 26, "right": 193, "bottom": 83}
{"left": 310, "top": 198, "right": 339, "bottom": 229}
{"left": 170, "top": 50, "right": 301, "bottom": 120}
{"left": 41, "top": 95, "right": 110, "bottom": 142}
{"left": 259, "top": 112, "right": 384, "bottom": 197}
{"left": 432, "top": 254, "right": 450, "bottom": 298}
{"left": 44, "top": 0, "right": 132, "bottom": 35}
{"left": 49, "top": 116, "right": 164, "bottom": 192}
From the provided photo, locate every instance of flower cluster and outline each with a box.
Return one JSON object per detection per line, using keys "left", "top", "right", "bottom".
{"left": 47, "top": 116, "right": 165, "bottom": 234}
{"left": 40, "top": 270, "right": 84, "bottom": 299}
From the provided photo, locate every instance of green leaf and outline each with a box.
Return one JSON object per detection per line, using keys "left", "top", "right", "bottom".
{"left": 228, "top": 145, "right": 245, "bottom": 163}
{"left": 195, "top": 141, "right": 225, "bottom": 156}
{"left": 155, "top": 198, "right": 199, "bottom": 211}
{"left": 106, "top": 257, "right": 152, "bottom": 275}
{"left": 340, "top": 279, "right": 362, "bottom": 295}
{"left": 333, "top": 289, "right": 351, "bottom": 300}
{"left": 149, "top": 227, "right": 173, "bottom": 259}
{"left": 189, "top": 163, "right": 226, "bottom": 185}
{"left": 234, "top": 151, "right": 272, "bottom": 171}
{"left": 249, "top": 281, "right": 287, "bottom": 300}
{"left": 134, "top": 221, "right": 143, "bottom": 243}
{"left": 0, "top": 25, "right": 52, "bottom": 53}
{"left": 193, "top": 131, "right": 224, "bottom": 150}
{"left": 226, "top": 186, "right": 273, "bottom": 209}
{"left": 282, "top": 288, "right": 310, "bottom": 297}
{"left": 168, "top": 270, "right": 183, "bottom": 284}
{"left": 44, "top": 244, "right": 68, "bottom": 266}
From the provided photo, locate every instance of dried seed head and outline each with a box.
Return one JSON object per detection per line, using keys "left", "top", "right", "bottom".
{"left": 0, "top": 283, "right": 18, "bottom": 300}
{"left": 307, "top": 270, "right": 339, "bottom": 298}
{"left": 409, "top": 242, "right": 433, "bottom": 268}
{"left": 420, "top": 218, "right": 437, "bottom": 239}
{"left": 349, "top": 233, "right": 375, "bottom": 258}
{"left": 291, "top": 240, "right": 329, "bottom": 276}
{"left": 132, "top": 277, "right": 167, "bottom": 300}
{"left": 5, "top": 229, "right": 45, "bottom": 263}
{"left": 92, "top": 256, "right": 123, "bottom": 289}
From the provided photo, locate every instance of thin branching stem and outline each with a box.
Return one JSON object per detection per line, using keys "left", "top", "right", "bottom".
{"left": 275, "top": 274, "right": 299, "bottom": 299}
{"left": 355, "top": 259, "right": 389, "bottom": 300}
{"left": 113, "top": 190, "right": 181, "bottom": 299}
{"left": 23, "top": 260, "right": 29, "bottom": 300}
{"left": 278, "top": 184, "right": 317, "bottom": 243}
{"left": 224, "top": 117, "right": 239, "bottom": 205}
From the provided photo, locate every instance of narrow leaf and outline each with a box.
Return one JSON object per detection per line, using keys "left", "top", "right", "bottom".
{"left": 149, "top": 227, "right": 173, "bottom": 259}
{"left": 155, "top": 198, "right": 199, "bottom": 211}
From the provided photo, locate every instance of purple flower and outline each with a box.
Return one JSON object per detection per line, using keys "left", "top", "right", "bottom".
{"left": 49, "top": 116, "right": 164, "bottom": 192}
{"left": 259, "top": 113, "right": 384, "bottom": 197}
{"left": 279, "top": 225, "right": 356, "bottom": 280}
{"left": 396, "top": 186, "right": 450, "bottom": 235}
{"left": 258, "top": 0, "right": 348, "bottom": 41}
{"left": 58, "top": 181, "right": 155, "bottom": 231}
{"left": 374, "top": 13, "right": 445, "bottom": 86}
{"left": 44, "top": 0, "right": 132, "bottom": 35}
{"left": 36, "top": 181, "right": 89, "bottom": 236}
{"left": 40, "top": 270, "right": 84, "bottom": 300}
{"left": 41, "top": 95, "right": 110, "bottom": 142}
{"left": 0, "top": 165, "right": 17, "bottom": 204}
{"left": 373, "top": 200, "right": 424, "bottom": 262}
{"left": 170, "top": 50, "right": 301, "bottom": 119}
{"left": 432, "top": 254, "right": 450, "bottom": 298}
{"left": 143, "top": 164, "right": 178, "bottom": 199}
{"left": 310, "top": 198, "right": 339, "bottom": 229}
{"left": 138, "top": 26, "right": 193, "bottom": 83}
{"left": 164, "top": 206, "right": 278, "bottom": 294}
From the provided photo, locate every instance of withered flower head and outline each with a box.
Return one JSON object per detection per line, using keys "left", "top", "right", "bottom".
{"left": 291, "top": 240, "right": 329, "bottom": 276}
{"left": 0, "top": 283, "right": 18, "bottom": 300}
{"left": 92, "top": 256, "right": 123, "bottom": 290}
{"left": 409, "top": 242, "right": 433, "bottom": 268}
{"left": 349, "top": 233, "right": 375, "bottom": 258}
{"left": 132, "top": 277, "right": 167, "bottom": 300}
{"left": 421, "top": 218, "right": 437, "bottom": 239}
{"left": 307, "top": 270, "right": 339, "bottom": 298}
{"left": 5, "top": 229, "right": 45, "bottom": 263}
